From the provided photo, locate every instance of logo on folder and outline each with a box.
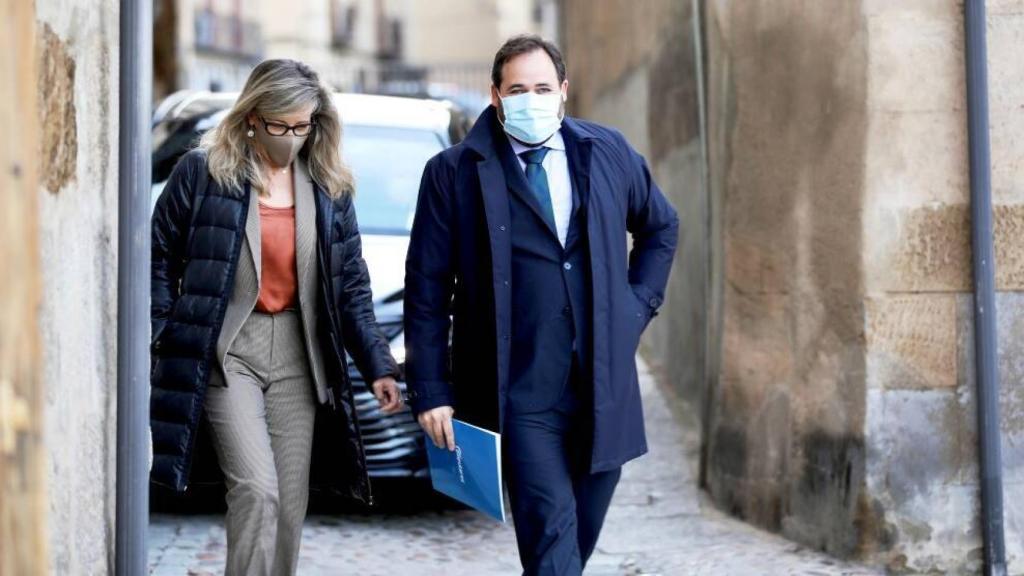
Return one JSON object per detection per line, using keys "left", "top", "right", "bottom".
{"left": 454, "top": 446, "right": 465, "bottom": 483}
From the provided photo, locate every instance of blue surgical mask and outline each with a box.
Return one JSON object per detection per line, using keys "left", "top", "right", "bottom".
{"left": 499, "top": 92, "right": 564, "bottom": 145}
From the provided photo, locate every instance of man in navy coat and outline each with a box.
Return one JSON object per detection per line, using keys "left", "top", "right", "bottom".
{"left": 404, "top": 35, "right": 679, "bottom": 575}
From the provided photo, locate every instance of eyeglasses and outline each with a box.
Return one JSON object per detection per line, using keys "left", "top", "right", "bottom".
{"left": 259, "top": 116, "right": 316, "bottom": 137}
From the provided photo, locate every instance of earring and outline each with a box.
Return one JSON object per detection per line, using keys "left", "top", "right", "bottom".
{"left": 247, "top": 127, "right": 255, "bottom": 138}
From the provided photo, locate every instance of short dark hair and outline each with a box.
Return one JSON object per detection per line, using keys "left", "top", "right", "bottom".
{"left": 491, "top": 34, "right": 567, "bottom": 89}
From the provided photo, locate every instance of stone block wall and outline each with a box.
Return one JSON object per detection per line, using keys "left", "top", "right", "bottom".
{"left": 861, "top": 1, "right": 1024, "bottom": 572}
{"left": 701, "top": 0, "right": 871, "bottom": 558}
{"left": 562, "top": 0, "right": 1024, "bottom": 572}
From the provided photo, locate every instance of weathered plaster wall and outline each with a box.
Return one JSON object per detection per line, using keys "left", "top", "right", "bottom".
{"left": 861, "top": 0, "right": 1024, "bottom": 572}
{"left": 564, "top": 0, "right": 1024, "bottom": 572}
{"left": 34, "top": 1, "right": 119, "bottom": 573}
{"left": 702, "top": 0, "right": 871, "bottom": 558}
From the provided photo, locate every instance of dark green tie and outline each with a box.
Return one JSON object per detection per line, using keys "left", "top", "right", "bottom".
{"left": 519, "top": 147, "right": 555, "bottom": 228}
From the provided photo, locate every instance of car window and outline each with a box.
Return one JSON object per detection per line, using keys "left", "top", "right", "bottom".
{"left": 344, "top": 125, "right": 444, "bottom": 236}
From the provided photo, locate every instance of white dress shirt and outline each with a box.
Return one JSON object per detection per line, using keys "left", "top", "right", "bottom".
{"left": 508, "top": 130, "right": 573, "bottom": 247}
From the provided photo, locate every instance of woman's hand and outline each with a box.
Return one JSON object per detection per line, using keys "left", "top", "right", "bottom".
{"left": 371, "top": 376, "right": 404, "bottom": 414}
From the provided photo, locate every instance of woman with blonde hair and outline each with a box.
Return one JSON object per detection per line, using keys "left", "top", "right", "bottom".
{"left": 150, "top": 59, "right": 403, "bottom": 575}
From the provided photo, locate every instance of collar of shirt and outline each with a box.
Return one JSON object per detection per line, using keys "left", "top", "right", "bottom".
{"left": 507, "top": 129, "right": 566, "bottom": 158}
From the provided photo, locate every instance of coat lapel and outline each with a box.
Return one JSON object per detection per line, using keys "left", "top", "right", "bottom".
{"left": 244, "top": 182, "right": 261, "bottom": 284}
{"left": 294, "top": 158, "right": 317, "bottom": 307}
{"left": 478, "top": 156, "right": 513, "bottom": 249}
{"left": 490, "top": 115, "right": 560, "bottom": 241}
{"left": 562, "top": 118, "right": 593, "bottom": 219}
{"left": 476, "top": 154, "right": 512, "bottom": 417}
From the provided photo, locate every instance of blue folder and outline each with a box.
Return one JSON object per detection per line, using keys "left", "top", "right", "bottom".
{"left": 425, "top": 419, "right": 506, "bottom": 522}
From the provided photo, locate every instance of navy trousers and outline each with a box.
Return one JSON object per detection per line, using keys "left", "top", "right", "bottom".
{"left": 504, "top": 363, "right": 622, "bottom": 576}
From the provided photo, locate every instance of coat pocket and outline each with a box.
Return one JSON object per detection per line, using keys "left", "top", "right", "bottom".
{"left": 628, "top": 286, "right": 653, "bottom": 329}
{"left": 621, "top": 286, "right": 651, "bottom": 354}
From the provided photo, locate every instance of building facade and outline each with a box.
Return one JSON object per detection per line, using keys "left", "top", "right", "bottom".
{"left": 154, "top": 0, "right": 397, "bottom": 99}
{"left": 153, "top": 0, "right": 555, "bottom": 107}
{"left": 560, "top": 0, "right": 1024, "bottom": 572}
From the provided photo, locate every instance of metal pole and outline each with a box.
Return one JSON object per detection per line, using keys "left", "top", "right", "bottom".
{"left": 690, "top": 0, "right": 715, "bottom": 489}
{"left": 964, "top": 1, "right": 1008, "bottom": 575}
{"left": 116, "top": 0, "right": 152, "bottom": 573}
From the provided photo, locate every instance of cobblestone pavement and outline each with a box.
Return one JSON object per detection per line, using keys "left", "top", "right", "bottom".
{"left": 150, "top": 359, "right": 883, "bottom": 576}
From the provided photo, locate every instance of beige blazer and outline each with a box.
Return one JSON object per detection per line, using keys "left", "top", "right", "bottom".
{"left": 209, "top": 158, "right": 330, "bottom": 404}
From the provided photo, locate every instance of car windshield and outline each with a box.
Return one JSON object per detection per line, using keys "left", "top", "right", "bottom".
{"left": 150, "top": 120, "right": 446, "bottom": 231}
{"left": 344, "top": 124, "right": 444, "bottom": 236}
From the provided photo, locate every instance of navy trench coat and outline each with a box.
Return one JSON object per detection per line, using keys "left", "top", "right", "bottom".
{"left": 404, "top": 107, "right": 678, "bottom": 473}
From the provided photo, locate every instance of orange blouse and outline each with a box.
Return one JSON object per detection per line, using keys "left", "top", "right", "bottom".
{"left": 255, "top": 202, "right": 298, "bottom": 313}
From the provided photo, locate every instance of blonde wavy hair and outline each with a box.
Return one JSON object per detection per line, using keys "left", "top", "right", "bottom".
{"left": 200, "top": 59, "right": 353, "bottom": 198}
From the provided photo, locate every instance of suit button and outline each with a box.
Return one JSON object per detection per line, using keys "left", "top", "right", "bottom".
{"left": 503, "top": 280, "right": 510, "bottom": 287}
{"left": 499, "top": 225, "right": 506, "bottom": 231}
{"left": 563, "top": 306, "right": 571, "bottom": 316}
{"left": 563, "top": 262, "right": 572, "bottom": 271}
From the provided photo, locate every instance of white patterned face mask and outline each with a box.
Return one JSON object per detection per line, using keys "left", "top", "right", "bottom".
{"left": 499, "top": 91, "right": 565, "bottom": 145}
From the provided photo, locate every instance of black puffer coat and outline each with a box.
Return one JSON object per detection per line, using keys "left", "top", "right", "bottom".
{"left": 150, "top": 149, "right": 397, "bottom": 502}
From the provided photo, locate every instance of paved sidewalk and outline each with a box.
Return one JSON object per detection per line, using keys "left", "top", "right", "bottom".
{"left": 150, "top": 359, "right": 882, "bottom": 575}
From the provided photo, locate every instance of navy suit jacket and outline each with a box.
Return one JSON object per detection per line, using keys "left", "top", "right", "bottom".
{"left": 497, "top": 126, "right": 591, "bottom": 414}
{"left": 404, "top": 107, "right": 678, "bottom": 472}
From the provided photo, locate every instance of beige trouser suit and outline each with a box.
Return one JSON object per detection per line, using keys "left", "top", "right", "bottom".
{"left": 204, "top": 159, "right": 333, "bottom": 576}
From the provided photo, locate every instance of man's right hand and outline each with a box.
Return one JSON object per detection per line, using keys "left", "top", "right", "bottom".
{"left": 417, "top": 406, "right": 455, "bottom": 451}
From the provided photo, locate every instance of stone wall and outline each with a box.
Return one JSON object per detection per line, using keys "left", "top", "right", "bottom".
{"left": 34, "top": 1, "right": 120, "bottom": 573}
{"left": 561, "top": 0, "right": 711, "bottom": 439}
{"left": 860, "top": 0, "right": 1024, "bottom": 571}
{"left": 563, "top": 0, "right": 1024, "bottom": 572}
{"left": 701, "top": 0, "right": 871, "bottom": 558}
